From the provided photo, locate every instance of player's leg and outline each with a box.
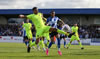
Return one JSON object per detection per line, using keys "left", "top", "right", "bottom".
{"left": 46, "top": 36, "right": 55, "bottom": 56}
{"left": 23, "top": 36, "right": 29, "bottom": 47}
{"left": 27, "top": 33, "right": 35, "bottom": 53}
{"left": 38, "top": 37, "right": 46, "bottom": 51}
{"left": 60, "top": 35, "right": 67, "bottom": 48}
{"left": 29, "top": 28, "right": 43, "bottom": 47}
{"left": 56, "top": 34, "right": 61, "bottom": 51}
{"left": 27, "top": 31, "right": 44, "bottom": 53}
{"left": 48, "top": 32, "right": 55, "bottom": 49}
{"left": 45, "top": 32, "right": 55, "bottom": 56}
{"left": 47, "top": 40, "right": 50, "bottom": 47}
{"left": 47, "top": 32, "right": 62, "bottom": 56}
{"left": 63, "top": 38, "right": 67, "bottom": 48}
{"left": 49, "top": 28, "right": 67, "bottom": 35}
{"left": 49, "top": 27, "right": 75, "bottom": 37}
{"left": 55, "top": 34, "right": 62, "bottom": 56}
{"left": 67, "top": 35, "right": 75, "bottom": 49}
{"left": 43, "top": 26, "right": 75, "bottom": 37}
{"left": 76, "top": 36, "right": 84, "bottom": 50}
{"left": 29, "top": 37, "right": 41, "bottom": 52}
{"left": 29, "top": 34, "right": 36, "bottom": 47}
{"left": 43, "top": 26, "right": 74, "bottom": 55}
{"left": 43, "top": 33, "right": 50, "bottom": 47}
{"left": 36, "top": 29, "right": 50, "bottom": 52}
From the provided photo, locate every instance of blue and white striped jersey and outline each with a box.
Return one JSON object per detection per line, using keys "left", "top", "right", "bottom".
{"left": 47, "top": 16, "right": 60, "bottom": 28}
{"left": 22, "top": 28, "right": 27, "bottom": 37}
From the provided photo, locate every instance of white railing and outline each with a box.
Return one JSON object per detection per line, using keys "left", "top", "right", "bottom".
{"left": 0, "top": 36, "right": 100, "bottom": 45}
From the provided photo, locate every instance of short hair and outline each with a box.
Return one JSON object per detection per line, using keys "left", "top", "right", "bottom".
{"left": 50, "top": 10, "right": 55, "bottom": 13}
{"left": 32, "top": 7, "right": 37, "bottom": 11}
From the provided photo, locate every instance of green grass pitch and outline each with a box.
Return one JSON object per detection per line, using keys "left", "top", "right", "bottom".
{"left": 0, "top": 43, "right": 100, "bottom": 59}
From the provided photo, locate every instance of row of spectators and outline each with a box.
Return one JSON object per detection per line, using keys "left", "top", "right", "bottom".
{"left": 79, "top": 25, "right": 100, "bottom": 38}
{"left": 0, "top": 24, "right": 100, "bottom": 38}
{"left": 0, "top": 24, "right": 20, "bottom": 36}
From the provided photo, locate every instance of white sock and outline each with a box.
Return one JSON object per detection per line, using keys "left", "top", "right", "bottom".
{"left": 43, "top": 48, "right": 46, "bottom": 52}
{"left": 58, "top": 48, "right": 60, "bottom": 51}
{"left": 37, "top": 45, "right": 40, "bottom": 50}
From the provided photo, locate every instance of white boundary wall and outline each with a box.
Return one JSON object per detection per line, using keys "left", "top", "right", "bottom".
{"left": 0, "top": 36, "right": 23, "bottom": 43}
{"left": 0, "top": 36, "right": 100, "bottom": 46}
{"left": 55, "top": 38, "right": 91, "bottom": 45}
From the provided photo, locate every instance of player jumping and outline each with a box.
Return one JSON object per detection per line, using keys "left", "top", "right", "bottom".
{"left": 46, "top": 11, "right": 65, "bottom": 55}
{"left": 19, "top": 7, "right": 75, "bottom": 55}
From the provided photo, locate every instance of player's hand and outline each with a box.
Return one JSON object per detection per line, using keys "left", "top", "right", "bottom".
{"left": 19, "top": 14, "right": 25, "bottom": 18}
{"left": 46, "top": 22, "right": 49, "bottom": 26}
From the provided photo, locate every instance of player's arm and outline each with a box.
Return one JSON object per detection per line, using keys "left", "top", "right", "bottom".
{"left": 46, "top": 18, "right": 50, "bottom": 26}
{"left": 41, "top": 13, "right": 47, "bottom": 22}
{"left": 71, "top": 27, "right": 74, "bottom": 33}
{"left": 43, "top": 17, "right": 47, "bottom": 22}
{"left": 30, "top": 23, "right": 32, "bottom": 30}
{"left": 41, "top": 13, "right": 49, "bottom": 25}
{"left": 19, "top": 14, "right": 27, "bottom": 18}
{"left": 71, "top": 27, "right": 76, "bottom": 35}
{"left": 59, "top": 19, "right": 65, "bottom": 25}
{"left": 19, "top": 14, "right": 32, "bottom": 20}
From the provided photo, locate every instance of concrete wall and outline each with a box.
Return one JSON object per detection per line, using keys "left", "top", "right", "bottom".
{"left": 0, "top": 16, "right": 7, "bottom": 24}
{"left": 80, "top": 16, "right": 94, "bottom": 25}
{"left": 94, "top": 16, "right": 100, "bottom": 24}
{"left": 61, "top": 15, "right": 95, "bottom": 26}
{"left": 0, "top": 15, "right": 99, "bottom": 25}
{"left": 80, "top": 16, "right": 100, "bottom": 25}
{"left": 60, "top": 15, "right": 80, "bottom": 25}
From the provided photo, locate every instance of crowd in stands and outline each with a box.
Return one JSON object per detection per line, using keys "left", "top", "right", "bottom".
{"left": 0, "top": 24, "right": 20, "bottom": 36}
{"left": 79, "top": 25, "right": 100, "bottom": 38}
{"left": 0, "top": 24, "right": 100, "bottom": 38}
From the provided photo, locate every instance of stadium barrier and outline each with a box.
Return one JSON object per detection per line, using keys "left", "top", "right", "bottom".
{"left": 0, "top": 36, "right": 23, "bottom": 43}
{"left": 55, "top": 38, "right": 91, "bottom": 45}
{"left": 0, "top": 36, "right": 100, "bottom": 45}
{"left": 90, "top": 38, "right": 100, "bottom": 46}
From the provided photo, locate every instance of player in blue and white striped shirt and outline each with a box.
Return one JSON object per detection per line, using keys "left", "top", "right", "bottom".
{"left": 46, "top": 11, "right": 65, "bottom": 55}
{"left": 20, "top": 21, "right": 29, "bottom": 47}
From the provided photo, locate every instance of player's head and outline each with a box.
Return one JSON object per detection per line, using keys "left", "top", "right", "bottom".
{"left": 32, "top": 7, "right": 38, "bottom": 14}
{"left": 59, "top": 23, "right": 63, "bottom": 27}
{"left": 26, "top": 19, "right": 29, "bottom": 23}
{"left": 50, "top": 11, "right": 55, "bottom": 17}
{"left": 58, "top": 21, "right": 63, "bottom": 27}
{"left": 74, "top": 23, "right": 77, "bottom": 27}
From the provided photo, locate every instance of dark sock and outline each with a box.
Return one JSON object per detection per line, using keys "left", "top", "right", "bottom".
{"left": 57, "top": 38, "right": 60, "bottom": 48}
{"left": 48, "top": 42, "right": 53, "bottom": 48}
{"left": 64, "top": 41, "right": 66, "bottom": 46}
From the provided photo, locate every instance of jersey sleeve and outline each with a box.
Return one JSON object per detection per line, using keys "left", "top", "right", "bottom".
{"left": 71, "top": 27, "right": 74, "bottom": 32}
{"left": 46, "top": 18, "right": 50, "bottom": 23}
{"left": 77, "top": 27, "right": 78, "bottom": 30}
{"left": 76, "top": 27, "right": 78, "bottom": 31}
{"left": 30, "top": 23, "right": 32, "bottom": 28}
{"left": 56, "top": 17, "right": 60, "bottom": 21}
{"left": 57, "top": 17, "right": 61, "bottom": 23}
{"left": 44, "top": 17, "right": 47, "bottom": 21}
{"left": 27, "top": 14, "right": 33, "bottom": 20}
